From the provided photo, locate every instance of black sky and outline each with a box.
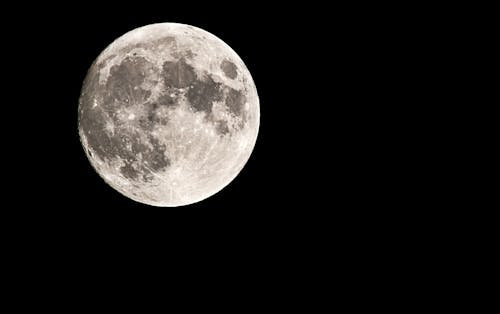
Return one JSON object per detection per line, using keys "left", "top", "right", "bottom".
{"left": 0, "top": 4, "right": 461, "bottom": 300}
{"left": 4, "top": 3, "right": 401, "bottom": 232}
{"left": 6, "top": 5, "right": 325, "bottom": 211}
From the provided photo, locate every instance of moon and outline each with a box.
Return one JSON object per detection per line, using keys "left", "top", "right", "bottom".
{"left": 78, "top": 23, "right": 260, "bottom": 207}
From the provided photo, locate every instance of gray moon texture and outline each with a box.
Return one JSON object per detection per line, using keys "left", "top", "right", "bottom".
{"left": 78, "top": 23, "right": 260, "bottom": 207}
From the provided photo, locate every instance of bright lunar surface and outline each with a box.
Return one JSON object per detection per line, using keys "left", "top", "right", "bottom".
{"left": 78, "top": 23, "right": 259, "bottom": 207}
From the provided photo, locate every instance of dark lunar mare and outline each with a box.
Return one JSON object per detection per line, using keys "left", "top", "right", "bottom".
{"left": 104, "top": 56, "right": 152, "bottom": 108}
{"left": 186, "top": 75, "right": 224, "bottom": 115}
{"left": 79, "top": 57, "right": 171, "bottom": 181}
{"left": 225, "top": 88, "right": 246, "bottom": 117}
{"left": 161, "top": 58, "right": 225, "bottom": 116}
{"left": 159, "top": 58, "right": 247, "bottom": 128}
{"left": 220, "top": 60, "right": 238, "bottom": 79}
{"left": 162, "top": 59, "right": 196, "bottom": 88}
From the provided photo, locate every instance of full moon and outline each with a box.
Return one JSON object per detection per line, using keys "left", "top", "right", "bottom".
{"left": 78, "top": 23, "right": 260, "bottom": 207}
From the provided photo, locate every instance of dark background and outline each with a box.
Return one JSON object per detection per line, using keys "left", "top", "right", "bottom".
{"left": 0, "top": 3, "right": 477, "bottom": 304}
{"left": 5, "top": 3, "right": 404, "bottom": 235}
{"left": 1, "top": 6, "right": 364, "bottom": 281}
{"left": 1, "top": 3, "right": 461, "bottom": 301}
